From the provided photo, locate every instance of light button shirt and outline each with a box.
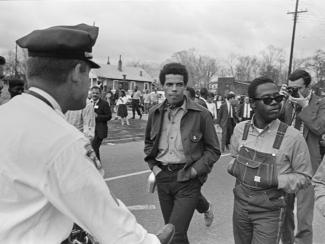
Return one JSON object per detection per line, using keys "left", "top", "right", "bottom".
{"left": 156, "top": 101, "right": 187, "bottom": 165}
{"left": 230, "top": 118, "right": 312, "bottom": 193}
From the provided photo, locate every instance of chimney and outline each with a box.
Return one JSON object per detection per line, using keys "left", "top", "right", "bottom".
{"left": 118, "top": 55, "right": 122, "bottom": 72}
{"left": 139, "top": 70, "right": 143, "bottom": 76}
{"left": 107, "top": 56, "right": 110, "bottom": 65}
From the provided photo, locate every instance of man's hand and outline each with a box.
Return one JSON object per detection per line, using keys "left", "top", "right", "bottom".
{"left": 288, "top": 96, "right": 309, "bottom": 108}
{"left": 190, "top": 167, "right": 198, "bottom": 178}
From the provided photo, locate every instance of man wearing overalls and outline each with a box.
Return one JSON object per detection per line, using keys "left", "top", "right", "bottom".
{"left": 228, "top": 77, "right": 313, "bottom": 244}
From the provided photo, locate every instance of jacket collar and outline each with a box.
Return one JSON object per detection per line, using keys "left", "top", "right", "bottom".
{"left": 153, "top": 95, "right": 204, "bottom": 113}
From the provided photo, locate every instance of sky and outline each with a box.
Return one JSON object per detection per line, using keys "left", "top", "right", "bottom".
{"left": 1, "top": 0, "right": 325, "bottom": 66}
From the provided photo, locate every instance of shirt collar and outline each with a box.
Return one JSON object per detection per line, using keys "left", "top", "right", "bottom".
{"left": 250, "top": 115, "right": 280, "bottom": 134}
{"left": 29, "top": 87, "right": 64, "bottom": 118}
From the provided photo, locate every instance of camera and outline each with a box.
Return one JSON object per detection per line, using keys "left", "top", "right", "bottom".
{"left": 287, "top": 87, "right": 300, "bottom": 98}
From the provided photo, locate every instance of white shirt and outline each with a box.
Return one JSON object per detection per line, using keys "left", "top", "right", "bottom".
{"left": 0, "top": 88, "right": 159, "bottom": 244}
{"left": 243, "top": 103, "right": 251, "bottom": 119}
{"left": 207, "top": 102, "right": 217, "bottom": 119}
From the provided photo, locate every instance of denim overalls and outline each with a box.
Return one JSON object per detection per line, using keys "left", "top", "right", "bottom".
{"left": 228, "top": 121, "right": 288, "bottom": 244}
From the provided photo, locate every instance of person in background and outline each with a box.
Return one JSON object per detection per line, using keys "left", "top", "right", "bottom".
{"left": 206, "top": 92, "right": 217, "bottom": 120}
{"left": 144, "top": 63, "right": 220, "bottom": 244}
{"left": 116, "top": 89, "right": 129, "bottom": 126}
{"left": 131, "top": 85, "right": 142, "bottom": 119}
{"left": 197, "top": 87, "right": 209, "bottom": 109}
{"left": 215, "top": 95, "right": 224, "bottom": 115}
{"left": 91, "top": 85, "right": 112, "bottom": 160}
{"left": 229, "top": 77, "right": 312, "bottom": 244}
{"left": 143, "top": 89, "right": 151, "bottom": 114}
{"left": 8, "top": 78, "right": 25, "bottom": 98}
{"left": 238, "top": 96, "right": 253, "bottom": 121}
{"left": 216, "top": 92, "right": 238, "bottom": 152}
{"left": 150, "top": 88, "right": 159, "bottom": 107}
{"left": 65, "top": 99, "right": 96, "bottom": 140}
{"left": 279, "top": 69, "right": 325, "bottom": 244}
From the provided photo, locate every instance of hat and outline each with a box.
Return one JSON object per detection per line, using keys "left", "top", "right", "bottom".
{"left": 0, "top": 56, "right": 5, "bottom": 65}
{"left": 16, "top": 23, "right": 100, "bottom": 68}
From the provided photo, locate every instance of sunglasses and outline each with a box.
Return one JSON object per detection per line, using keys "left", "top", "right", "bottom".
{"left": 253, "top": 95, "right": 284, "bottom": 105}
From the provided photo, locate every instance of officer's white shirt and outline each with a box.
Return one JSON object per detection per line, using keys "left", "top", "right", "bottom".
{"left": 0, "top": 87, "right": 159, "bottom": 244}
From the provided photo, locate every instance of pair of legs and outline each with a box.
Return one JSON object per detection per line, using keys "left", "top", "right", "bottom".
{"left": 91, "top": 135, "right": 103, "bottom": 160}
{"left": 131, "top": 99, "right": 142, "bottom": 119}
{"left": 120, "top": 116, "right": 129, "bottom": 125}
{"left": 281, "top": 185, "right": 314, "bottom": 244}
{"left": 221, "top": 118, "right": 235, "bottom": 152}
{"left": 233, "top": 184, "right": 285, "bottom": 244}
{"left": 156, "top": 169, "right": 202, "bottom": 244}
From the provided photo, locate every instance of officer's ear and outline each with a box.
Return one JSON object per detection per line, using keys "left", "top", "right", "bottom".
{"left": 71, "top": 62, "right": 89, "bottom": 83}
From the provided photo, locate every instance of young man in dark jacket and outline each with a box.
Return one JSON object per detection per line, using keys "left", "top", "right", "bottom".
{"left": 144, "top": 63, "right": 220, "bottom": 244}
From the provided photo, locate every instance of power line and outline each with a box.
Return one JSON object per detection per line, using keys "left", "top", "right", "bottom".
{"left": 287, "top": 0, "right": 307, "bottom": 78}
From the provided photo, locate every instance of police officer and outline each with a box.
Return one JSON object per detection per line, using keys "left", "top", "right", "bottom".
{"left": 0, "top": 24, "right": 174, "bottom": 244}
{"left": 228, "top": 77, "right": 312, "bottom": 244}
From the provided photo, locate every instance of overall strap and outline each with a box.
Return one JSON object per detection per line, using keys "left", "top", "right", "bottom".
{"left": 272, "top": 122, "right": 288, "bottom": 149}
{"left": 242, "top": 121, "right": 251, "bottom": 140}
{"left": 25, "top": 90, "right": 54, "bottom": 109}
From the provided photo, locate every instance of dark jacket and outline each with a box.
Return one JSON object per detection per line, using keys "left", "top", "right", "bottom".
{"left": 144, "top": 97, "right": 221, "bottom": 183}
{"left": 280, "top": 94, "right": 325, "bottom": 173}
{"left": 94, "top": 98, "right": 111, "bottom": 139}
{"left": 216, "top": 101, "right": 238, "bottom": 128}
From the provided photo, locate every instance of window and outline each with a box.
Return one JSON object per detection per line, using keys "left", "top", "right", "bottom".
{"left": 144, "top": 83, "right": 149, "bottom": 90}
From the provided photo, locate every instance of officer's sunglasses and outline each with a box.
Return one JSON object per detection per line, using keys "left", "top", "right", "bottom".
{"left": 253, "top": 95, "right": 284, "bottom": 105}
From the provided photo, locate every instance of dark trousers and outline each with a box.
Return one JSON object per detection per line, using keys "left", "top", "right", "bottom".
{"left": 131, "top": 99, "right": 142, "bottom": 118}
{"left": 233, "top": 184, "right": 285, "bottom": 244}
{"left": 91, "top": 135, "right": 103, "bottom": 160}
{"left": 281, "top": 185, "right": 314, "bottom": 244}
{"left": 221, "top": 118, "right": 236, "bottom": 152}
{"left": 156, "top": 169, "right": 201, "bottom": 244}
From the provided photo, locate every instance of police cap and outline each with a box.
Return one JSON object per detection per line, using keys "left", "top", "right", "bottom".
{"left": 16, "top": 23, "right": 100, "bottom": 69}
{"left": 0, "top": 56, "right": 5, "bottom": 65}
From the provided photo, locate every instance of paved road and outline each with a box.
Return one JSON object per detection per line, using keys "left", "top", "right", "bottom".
{"left": 100, "top": 141, "right": 325, "bottom": 244}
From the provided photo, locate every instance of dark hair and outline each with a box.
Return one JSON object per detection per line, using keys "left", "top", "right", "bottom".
{"left": 159, "top": 63, "right": 188, "bottom": 86}
{"left": 208, "top": 92, "right": 214, "bottom": 98}
{"left": 91, "top": 85, "right": 101, "bottom": 91}
{"left": 248, "top": 77, "right": 274, "bottom": 99}
{"left": 200, "top": 87, "right": 209, "bottom": 99}
{"left": 8, "top": 78, "right": 25, "bottom": 88}
{"left": 288, "top": 69, "right": 311, "bottom": 87}
{"left": 120, "top": 89, "right": 126, "bottom": 97}
{"left": 26, "top": 57, "right": 89, "bottom": 85}
{"left": 226, "top": 93, "right": 236, "bottom": 100}
{"left": 185, "top": 86, "right": 196, "bottom": 99}
{"left": 0, "top": 56, "right": 5, "bottom": 65}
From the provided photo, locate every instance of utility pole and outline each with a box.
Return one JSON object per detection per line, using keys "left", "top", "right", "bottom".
{"left": 15, "top": 43, "right": 18, "bottom": 78}
{"left": 287, "top": 0, "right": 307, "bottom": 78}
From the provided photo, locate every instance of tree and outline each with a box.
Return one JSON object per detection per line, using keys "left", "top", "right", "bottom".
{"left": 171, "top": 49, "right": 219, "bottom": 88}
{"left": 258, "top": 45, "right": 287, "bottom": 85}
{"left": 235, "top": 55, "right": 258, "bottom": 81}
{"left": 303, "top": 49, "right": 325, "bottom": 82}
{"left": 3, "top": 47, "right": 27, "bottom": 80}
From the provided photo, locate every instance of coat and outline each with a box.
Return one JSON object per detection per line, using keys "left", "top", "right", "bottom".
{"left": 144, "top": 97, "right": 221, "bottom": 183}
{"left": 281, "top": 94, "right": 325, "bottom": 173}
{"left": 94, "top": 98, "right": 112, "bottom": 139}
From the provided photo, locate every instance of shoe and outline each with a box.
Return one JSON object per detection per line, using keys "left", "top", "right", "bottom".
{"left": 139, "top": 114, "right": 142, "bottom": 119}
{"left": 156, "top": 224, "right": 175, "bottom": 244}
{"left": 204, "top": 204, "right": 214, "bottom": 227}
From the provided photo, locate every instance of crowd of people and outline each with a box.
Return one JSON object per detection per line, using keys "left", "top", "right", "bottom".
{"left": 1, "top": 23, "right": 325, "bottom": 244}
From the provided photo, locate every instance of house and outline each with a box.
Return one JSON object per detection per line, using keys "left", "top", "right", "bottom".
{"left": 90, "top": 56, "right": 154, "bottom": 95}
